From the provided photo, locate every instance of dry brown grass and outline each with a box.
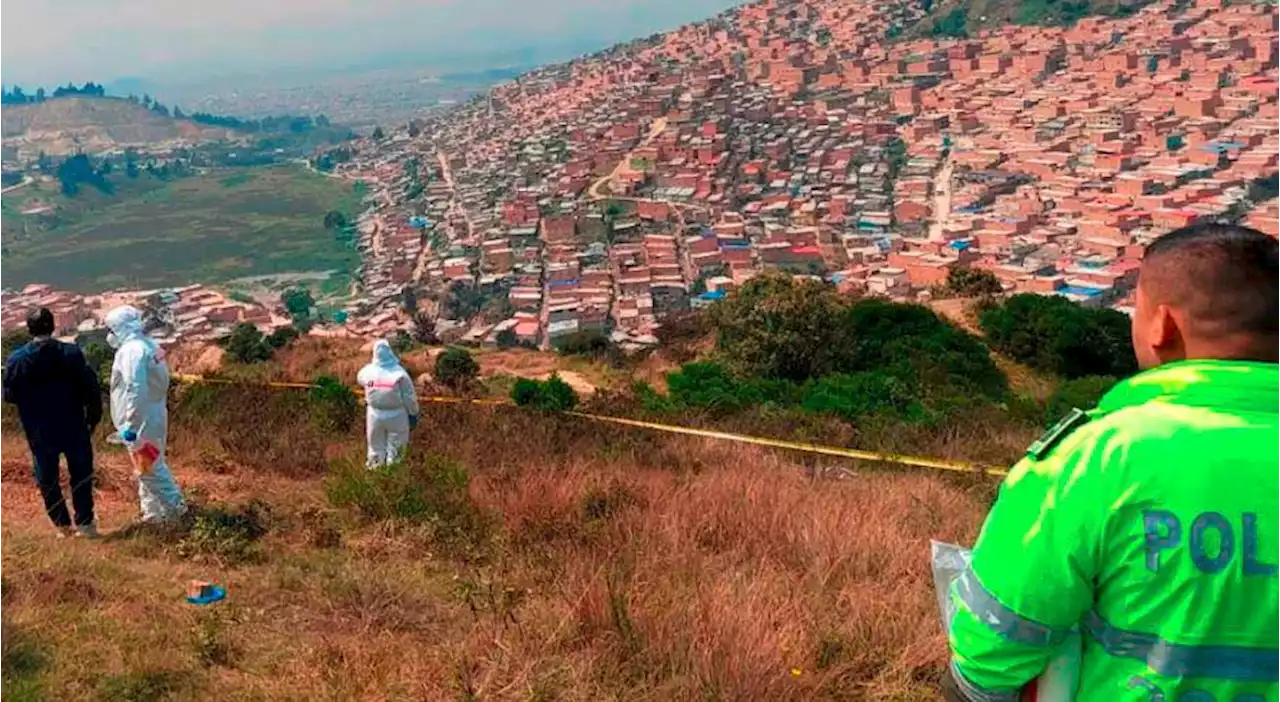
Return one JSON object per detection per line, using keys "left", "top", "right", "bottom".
{"left": 2, "top": 368, "right": 1002, "bottom": 700}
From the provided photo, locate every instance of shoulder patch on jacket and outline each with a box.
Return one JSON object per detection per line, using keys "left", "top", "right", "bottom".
{"left": 1026, "top": 407, "right": 1091, "bottom": 460}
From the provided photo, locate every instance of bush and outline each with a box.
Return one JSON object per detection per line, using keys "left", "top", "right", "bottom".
{"left": 979, "top": 294, "right": 1137, "bottom": 379}
{"left": 802, "top": 372, "right": 926, "bottom": 423}
{"left": 434, "top": 346, "right": 479, "bottom": 390}
{"left": 266, "top": 326, "right": 300, "bottom": 350}
{"left": 176, "top": 502, "right": 270, "bottom": 565}
{"left": 557, "top": 330, "right": 610, "bottom": 357}
{"left": 709, "top": 272, "right": 851, "bottom": 382}
{"left": 389, "top": 330, "right": 414, "bottom": 354}
{"left": 224, "top": 323, "right": 272, "bottom": 364}
{"left": 281, "top": 287, "right": 314, "bottom": 320}
{"left": 1, "top": 329, "right": 32, "bottom": 360}
{"left": 511, "top": 375, "right": 579, "bottom": 411}
{"left": 80, "top": 340, "right": 115, "bottom": 384}
{"left": 325, "top": 452, "right": 491, "bottom": 554}
{"left": 1045, "top": 375, "right": 1118, "bottom": 421}
{"left": 310, "top": 375, "right": 359, "bottom": 433}
{"left": 841, "top": 299, "right": 1008, "bottom": 403}
{"left": 666, "top": 362, "right": 754, "bottom": 413}
{"left": 495, "top": 328, "right": 518, "bottom": 349}
{"left": 945, "top": 266, "right": 1003, "bottom": 297}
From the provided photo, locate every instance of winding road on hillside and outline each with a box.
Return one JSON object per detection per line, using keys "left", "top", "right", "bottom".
{"left": 928, "top": 155, "right": 954, "bottom": 242}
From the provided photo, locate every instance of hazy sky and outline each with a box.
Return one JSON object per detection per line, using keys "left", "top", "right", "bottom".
{"left": 2, "top": 0, "right": 742, "bottom": 86}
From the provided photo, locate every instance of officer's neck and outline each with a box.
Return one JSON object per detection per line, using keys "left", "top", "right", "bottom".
{"left": 1181, "top": 335, "right": 1279, "bottom": 364}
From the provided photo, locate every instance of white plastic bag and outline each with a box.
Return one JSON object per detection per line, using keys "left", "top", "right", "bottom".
{"left": 930, "top": 540, "right": 1082, "bottom": 702}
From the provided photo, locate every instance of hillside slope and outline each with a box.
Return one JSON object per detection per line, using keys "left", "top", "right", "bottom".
{"left": 1, "top": 376, "right": 993, "bottom": 700}
{"left": 2, "top": 97, "right": 236, "bottom": 158}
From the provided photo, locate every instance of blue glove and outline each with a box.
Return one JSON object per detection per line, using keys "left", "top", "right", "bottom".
{"left": 121, "top": 429, "right": 138, "bottom": 443}
{"left": 408, "top": 414, "right": 419, "bottom": 430}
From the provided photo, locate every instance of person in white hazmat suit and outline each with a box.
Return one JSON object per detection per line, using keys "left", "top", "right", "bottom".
{"left": 105, "top": 305, "right": 187, "bottom": 522}
{"left": 357, "top": 340, "right": 420, "bottom": 468}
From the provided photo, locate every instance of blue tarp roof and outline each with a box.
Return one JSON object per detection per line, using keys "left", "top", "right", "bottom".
{"left": 1061, "top": 285, "right": 1104, "bottom": 297}
{"left": 698, "top": 289, "right": 727, "bottom": 300}
{"left": 948, "top": 240, "right": 972, "bottom": 250}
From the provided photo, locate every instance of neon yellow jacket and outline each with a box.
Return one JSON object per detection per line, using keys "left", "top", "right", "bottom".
{"left": 949, "top": 360, "right": 1279, "bottom": 702}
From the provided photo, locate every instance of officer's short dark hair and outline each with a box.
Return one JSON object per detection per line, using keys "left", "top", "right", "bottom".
{"left": 1142, "top": 223, "right": 1278, "bottom": 339}
{"left": 26, "top": 308, "right": 55, "bottom": 337}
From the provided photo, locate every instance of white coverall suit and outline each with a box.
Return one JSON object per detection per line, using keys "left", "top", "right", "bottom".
{"left": 357, "top": 340, "right": 420, "bottom": 468}
{"left": 105, "top": 305, "right": 187, "bottom": 522}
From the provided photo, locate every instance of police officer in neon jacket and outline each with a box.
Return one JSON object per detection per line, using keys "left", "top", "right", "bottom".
{"left": 946, "top": 223, "right": 1279, "bottom": 701}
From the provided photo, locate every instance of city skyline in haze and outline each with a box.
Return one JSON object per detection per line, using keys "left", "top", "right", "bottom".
{"left": 2, "top": 0, "right": 743, "bottom": 87}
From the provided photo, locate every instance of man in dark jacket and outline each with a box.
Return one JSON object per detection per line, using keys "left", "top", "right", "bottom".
{"left": 3, "top": 308, "right": 103, "bottom": 537}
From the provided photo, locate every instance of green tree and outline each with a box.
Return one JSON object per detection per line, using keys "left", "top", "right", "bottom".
{"left": 495, "top": 328, "right": 518, "bottom": 349}
{"left": 281, "top": 287, "right": 315, "bottom": 320}
{"left": 708, "top": 272, "right": 851, "bottom": 382}
{"left": 2, "top": 329, "right": 33, "bottom": 360}
{"left": 979, "top": 294, "right": 1138, "bottom": 379}
{"left": 434, "top": 347, "right": 479, "bottom": 390}
{"left": 371, "top": 126, "right": 386, "bottom": 141}
{"left": 323, "top": 210, "right": 348, "bottom": 231}
{"left": 945, "top": 266, "right": 1004, "bottom": 296}
{"left": 225, "top": 323, "right": 272, "bottom": 364}
{"left": 931, "top": 7, "right": 968, "bottom": 37}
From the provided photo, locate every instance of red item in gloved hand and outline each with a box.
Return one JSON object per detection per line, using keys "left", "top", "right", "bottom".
{"left": 131, "top": 442, "right": 160, "bottom": 473}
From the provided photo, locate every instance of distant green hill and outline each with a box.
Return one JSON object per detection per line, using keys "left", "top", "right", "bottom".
{"left": 1, "top": 96, "right": 236, "bottom": 160}
{"left": 900, "top": 0, "right": 1150, "bottom": 39}
{"left": 1, "top": 165, "right": 362, "bottom": 293}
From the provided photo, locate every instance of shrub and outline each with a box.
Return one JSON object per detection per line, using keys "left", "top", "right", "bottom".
{"left": 708, "top": 272, "right": 851, "bottom": 382}
{"left": 266, "top": 326, "right": 300, "bottom": 350}
{"left": 511, "top": 375, "right": 579, "bottom": 411}
{"left": 802, "top": 372, "right": 926, "bottom": 423}
{"left": 80, "top": 340, "right": 115, "bottom": 384}
{"left": 841, "top": 299, "right": 1008, "bottom": 403}
{"left": 945, "top": 266, "right": 1003, "bottom": 297}
{"left": 389, "top": 330, "right": 414, "bottom": 354}
{"left": 1, "top": 329, "right": 32, "bottom": 360}
{"left": 495, "top": 328, "right": 518, "bottom": 349}
{"left": 557, "top": 330, "right": 610, "bottom": 357}
{"left": 96, "top": 670, "right": 189, "bottom": 702}
{"left": 310, "top": 375, "right": 359, "bottom": 433}
{"left": 979, "top": 294, "right": 1137, "bottom": 379}
{"left": 325, "top": 452, "right": 491, "bottom": 555}
{"left": 1046, "top": 375, "right": 1118, "bottom": 421}
{"left": 281, "top": 287, "right": 314, "bottom": 320}
{"left": 176, "top": 502, "right": 270, "bottom": 565}
{"left": 666, "top": 362, "right": 762, "bottom": 415}
{"left": 434, "top": 346, "right": 479, "bottom": 390}
{"left": 224, "top": 323, "right": 272, "bottom": 364}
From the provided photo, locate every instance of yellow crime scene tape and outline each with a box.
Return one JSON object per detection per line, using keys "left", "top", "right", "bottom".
{"left": 170, "top": 373, "right": 1008, "bottom": 477}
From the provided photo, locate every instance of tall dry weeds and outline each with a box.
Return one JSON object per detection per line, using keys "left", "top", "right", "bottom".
{"left": 2, "top": 372, "right": 1001, "bottom": 700}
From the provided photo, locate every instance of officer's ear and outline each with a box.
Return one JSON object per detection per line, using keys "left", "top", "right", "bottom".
{"left": 1147, "top": 303, "right": 1185, "bottom": 357}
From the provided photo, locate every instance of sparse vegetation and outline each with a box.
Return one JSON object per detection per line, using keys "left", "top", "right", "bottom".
{"left": 434, "top": 346, "right": 480, "bottom": 390}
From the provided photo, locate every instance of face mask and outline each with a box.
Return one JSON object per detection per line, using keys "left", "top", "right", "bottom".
{"left": 107, "top": 331, "right": 120, "bottom": 349}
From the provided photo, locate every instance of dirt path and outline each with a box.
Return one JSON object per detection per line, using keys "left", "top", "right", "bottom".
{"left": 928, "top": 155, "right": 954, "bottom": 242}
{"left": 588, "top": 116, "right": 667, "bottom": 201}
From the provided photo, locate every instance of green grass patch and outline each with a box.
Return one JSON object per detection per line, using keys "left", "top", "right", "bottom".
{"left": 1, "top": 165, "right": 362, "bottom": 292}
